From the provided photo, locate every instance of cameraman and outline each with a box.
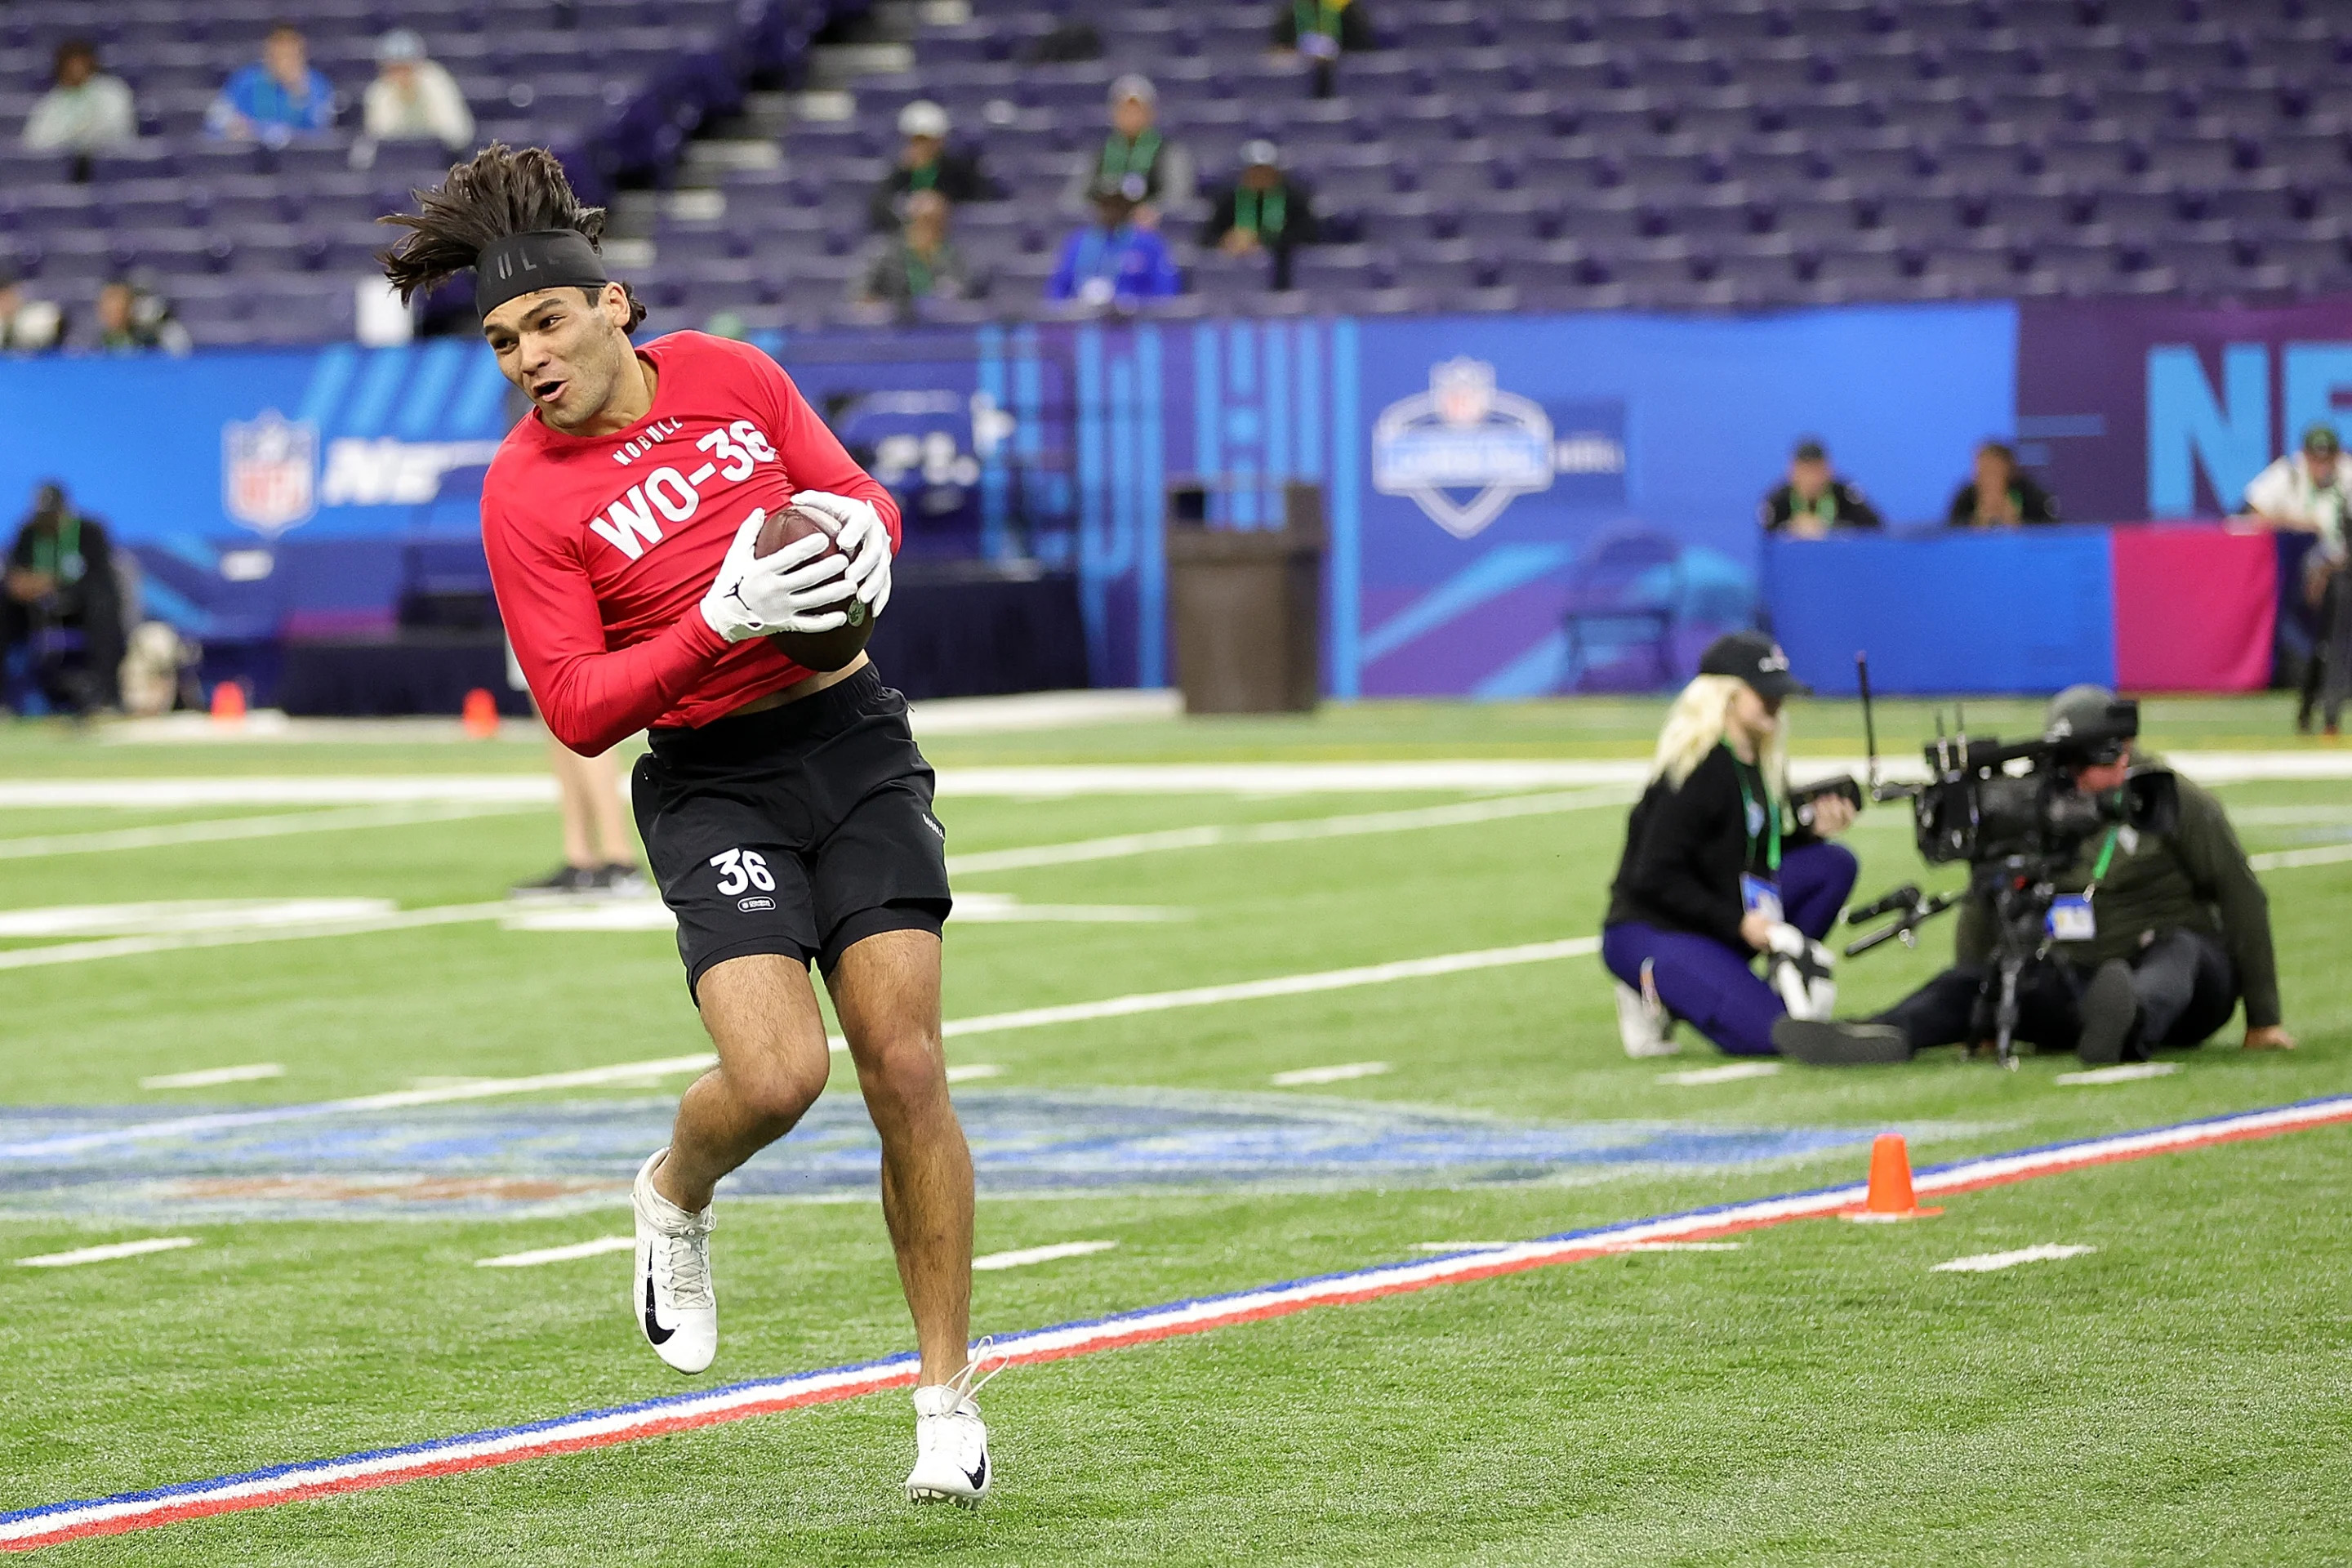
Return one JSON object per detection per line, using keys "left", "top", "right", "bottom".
{"left": 1860, "top": 686, "right": 2292, "bottom": 1064}
{"left": 1601, "top": 634, "right": 1860, "bottom": 1060}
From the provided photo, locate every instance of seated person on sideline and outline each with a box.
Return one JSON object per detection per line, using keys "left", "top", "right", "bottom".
{"left": 1200, "top": 140, "right": 1321, "bottom": 292}
{"left": 92, "top": 277, "right": 191, "bottom": 354}
{"left": 2, "top": 481, "right": 124, "bottom": 715}
{"left": 23, "top": 39, "right": 136, "bottom": 157}
{"left": 1946, "top": 440, "right": 2057, "bottom": 528}
{"left": 866, "top": 100, "right": 1001, "bottom": 234}
{"left": 1802, "top": 686, "right": 2293, "bottom": 1067}
{"left": 1061, "top": 75, "right": 1195, "bottom": 223}
{"left": 362, "top": 29, "right": 474, "bottom": 152}
{"left": 2240, "top": 422, "right": 2350, "bottom": 734}
{"left": 1761, "top": 439, "right": 1882, "bottom": 537}
{"left": 1047, "top": 182, "right": 1182, "bottom": 309}
{"left": 1601, "top": 633, "right": 1860, "bottom": 1060}
{"left": 852, "top": 190, "right": 978, "bottom": 316}
{"left": 207, "top": 23, "right": 336, "bottom": 144}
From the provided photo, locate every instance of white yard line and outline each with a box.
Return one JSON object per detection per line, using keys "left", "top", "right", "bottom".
{"left": 0, "top": 803, "right": 537, "bottom": 861}
{"left": 942, "top": 1063, "right": 1002, "bottom": 1083}
{"left": 971, "top": 1240, "right": 1119, "bottom": 1272}
{"left": 140, "top": 1064, "right": 285, "bottom": 1090}
{"left": 2053, "top": 1062, "right": 2180, "bottom": 1086}
{"left": 0, "top": 939, "right": 1595, "bottom": 1159}
{"left": 2248, "top": 842, "right": 2352, "bottom": 871}
{"left": 937, "top": 938, "right": 1597, "bottom": 1044}
{"left": 16, "top": 1237, "right": 198, "bottom": 1268}
{"left": 945, "top": 788, "right": 1631, "bottom": 875}
{"left": 1659, "top": 1062, "right": 1782, "bottom": 1085}
{"left": 1270, "top": 1062, "right": 1392, "bottom": 1086}
{"left": 13, "top": 751, "right": 2349, "bottom": 813}
{"left": 1931, "top": 1243, "right": 2096, "bottom": 1274}
{"left": 0, "top": 902, "right": 515, "bottom": 973}
{"left": 476, "top": 1236, "right": 635, "bottom": 1269}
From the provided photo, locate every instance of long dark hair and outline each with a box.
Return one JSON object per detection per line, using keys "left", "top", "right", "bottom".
{"left": 376, "top": 144, "right": 647, "bottom": 330}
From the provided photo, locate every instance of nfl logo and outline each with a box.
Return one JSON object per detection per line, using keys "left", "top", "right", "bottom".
{"left": 222, "top": 411, "right": 319, "bottom": 536}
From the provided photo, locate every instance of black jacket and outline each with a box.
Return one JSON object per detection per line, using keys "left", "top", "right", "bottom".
{"left": 867, "top": 148, "right": 1004, "bottom": 232}
{"left": 1954, "top": 756, "right": 2280, "bottom": 1028}
{"left": 1605, "top": 745, "right": 1815, "bottom": 950}
{"left": 1762, "top": 478, "right": 1882, "bottom": 532}
{"left": 1946, "top": 473, "right": 2059, "bottom": 526}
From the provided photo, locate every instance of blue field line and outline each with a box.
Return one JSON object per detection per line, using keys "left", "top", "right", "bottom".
{"left": 7, "top": 1092, "right": 2347, "bottom": 1535}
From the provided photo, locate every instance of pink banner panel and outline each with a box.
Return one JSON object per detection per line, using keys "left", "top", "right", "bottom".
{"left": 2110, "top": 525, "right": 2277, "bottom": 693}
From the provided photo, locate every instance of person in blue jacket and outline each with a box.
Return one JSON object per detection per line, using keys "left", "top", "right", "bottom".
{"left": 207, "top": 24, "right": 336, "bottom": 145}
{"left": 1047, "top": 182, "right": 1182, "bottom": 309}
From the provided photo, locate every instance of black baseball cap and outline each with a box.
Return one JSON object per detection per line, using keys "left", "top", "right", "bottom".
{"left": 1699, "top": 631, "right": 1807, "bottom": 699}
{"left": 1792, "top": 438, "right": 1826, "bottom": 462}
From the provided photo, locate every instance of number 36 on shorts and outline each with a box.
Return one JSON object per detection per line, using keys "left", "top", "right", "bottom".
{"left": 709, "top": 847, "right": 777, "bottom": 898}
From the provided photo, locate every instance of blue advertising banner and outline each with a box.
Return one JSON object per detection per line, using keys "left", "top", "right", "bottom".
{"left": 0, "top": 302, "right": 2019, "bottom": 695}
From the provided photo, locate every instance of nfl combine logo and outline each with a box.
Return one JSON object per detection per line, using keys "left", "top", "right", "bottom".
{"left": 222, "top": 410, "right": 320, "bottom": 537}
{"left": 1371, "top": 358, "right": 1556, "bottom": 541}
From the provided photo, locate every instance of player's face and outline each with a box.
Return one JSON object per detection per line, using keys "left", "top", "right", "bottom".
{"left": 483, "top": 286, "right": 630, "bottom": 433}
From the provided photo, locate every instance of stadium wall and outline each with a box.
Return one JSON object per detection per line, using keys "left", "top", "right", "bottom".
{"left": 0, "top": 302, "right": 2028, "bottom": 699}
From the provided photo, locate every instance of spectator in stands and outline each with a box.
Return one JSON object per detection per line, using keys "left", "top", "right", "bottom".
{"left": 2, "top": 481, "right": 123, "bottom": 716}
{"left": 1945, "top": 441, "right": 2057, "bottom": 528}
{"left": 1200, "top": 140, "right": 1321, "bottom": 291}
{"left": 207, "top": 24, "right": 336, "bottom": 146}
{"left": 1059, "top": 76, "right": 1195, "bottom": 225}
{"left": 866, "top": 100, "right": 1001, "bottom": 234}
{"left": 0, "top": 275, "right": 65, "bottom": 354}
{"left": 1272, "top": 0, "right": 1378, "bottom": 97}
{"left": 93, "top": 278, "right": 192, "bottom": 356}
{"left": 1048, "top": 183, "right": 1183, "bottom": 310}
{"left": 2242, "top": 422, "right": 2352, "bottom": 734}
{"left": 1761, "top": 439, "right": 1882, "bottom": 537}
{"left": 361, "top": 29, "right": 474, "bottom": 153}
{"left": 853, "top": 190, "right": 978, "bottom": 318}
{"left": 22, "top": 40, "right": 136, "bottom": 158}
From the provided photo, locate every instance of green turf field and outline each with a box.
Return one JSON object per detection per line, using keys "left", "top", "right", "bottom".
{"left": 2, "top": 694, "right": 2347, "bottom": 1563}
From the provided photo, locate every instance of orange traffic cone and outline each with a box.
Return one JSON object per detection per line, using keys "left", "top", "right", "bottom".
{"left": 461, "top": 687, "right": 501, "bottom": 738}
{"left": 1842, "top": 1133, "right": 1943, "bottom": 1222}
{"left": 209, "top": 679, "right": 247, "bottom": 726}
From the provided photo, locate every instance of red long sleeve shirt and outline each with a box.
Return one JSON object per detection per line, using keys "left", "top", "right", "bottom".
{"left": 480, "top": 332, "right": 901, "bottom": 755}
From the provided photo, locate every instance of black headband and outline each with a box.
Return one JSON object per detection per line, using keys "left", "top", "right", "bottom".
{"left": 474, "top": 229, "right": 608, "bottom": 318}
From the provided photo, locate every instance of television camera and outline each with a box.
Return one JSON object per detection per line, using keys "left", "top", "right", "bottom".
{"left": 1841, "top": 657, "right": 2176, "bottom": 1068}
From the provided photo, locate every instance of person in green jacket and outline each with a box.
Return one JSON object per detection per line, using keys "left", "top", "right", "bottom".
{"left": 1838, "top": 685, "right": 2293, "bottom": 1064}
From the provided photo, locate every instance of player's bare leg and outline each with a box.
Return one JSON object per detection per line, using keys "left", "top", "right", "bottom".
{"left": 826, "top": 928, "right": 991, "bottom": 1505}
{"left": 632, "top": 955, "right": 831, "bottom": 1374}
{"left": 826, "top": 929, "right": 973, "bottom": 1380}
{"left": 660, "top": 955, "right": 834, "bottom": 1208}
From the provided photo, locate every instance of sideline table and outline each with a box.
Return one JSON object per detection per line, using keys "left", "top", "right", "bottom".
{"left": 1762, "top": 523, "right": 2279, "bottom": 695}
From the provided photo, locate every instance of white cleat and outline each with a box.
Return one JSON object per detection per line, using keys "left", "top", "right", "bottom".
{"left": 905, "top": 1355, "right": 1000, "bottom": 1509}
{"left": 1615, "top": 964, "right": 1680, "bottom": 1058}
{"left": 631, "top": 1148, "right": 716, "bottom": 1374}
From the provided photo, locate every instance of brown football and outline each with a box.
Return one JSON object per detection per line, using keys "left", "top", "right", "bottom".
{"left": 753, "top": 503, "right": 874, "bottom": 673}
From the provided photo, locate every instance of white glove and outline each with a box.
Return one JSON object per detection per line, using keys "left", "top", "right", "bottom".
{"left": 790, "top": 489, "right": 893, "bottom": 618}
{"left": 1763, "top": 924, "right": 1838, "bottom": 1022}
{"left": 698, "top": 512, "right": 853, "bottom": 644}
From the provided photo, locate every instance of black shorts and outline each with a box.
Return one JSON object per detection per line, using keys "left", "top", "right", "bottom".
{"left": 630, "top": 666, "right": 951, "bottom": 1000}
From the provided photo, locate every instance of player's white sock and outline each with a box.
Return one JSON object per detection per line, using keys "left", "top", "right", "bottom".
{"left": 631, "top": 1148, "right": 716, "bottom": 1374}
{"left": 905, "top": 1350, "right": 1000, "bottom": 1508}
